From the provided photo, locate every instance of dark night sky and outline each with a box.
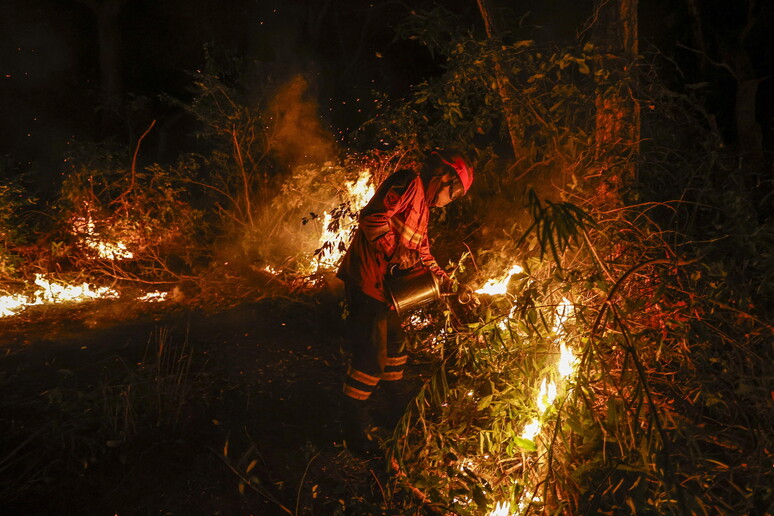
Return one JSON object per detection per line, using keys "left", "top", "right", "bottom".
{"left": 1, "top": 0, "right": 772, "bottom": 188}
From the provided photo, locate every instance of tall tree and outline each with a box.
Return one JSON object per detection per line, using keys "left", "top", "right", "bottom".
{"left": 685, "top": 0, "right": 766, "bottom": 178}
{"left": 591, "top": 0, "right": 640, "bottom": 204}
{"left": 476, "top": 0, "right": 523, "bottom": 160}
{"left": 79, "top": 0, "right": 128, "bottom": 130}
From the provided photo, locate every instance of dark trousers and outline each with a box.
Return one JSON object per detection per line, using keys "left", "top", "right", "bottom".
{"left": 343, "top": 284, "right": 407, "bottom": 401}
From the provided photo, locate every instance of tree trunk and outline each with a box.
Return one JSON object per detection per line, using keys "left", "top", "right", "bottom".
{"left": 591, "top": 0, "right": 639, "bottom": 205}
{"left": 724, "top": 3, "right": 765, "bottom": 177}
{"left": 476, "top": 0, "right": 523, "bottom": 160}
{"left": 80, "top": 0, "right": 127, "bottom": 131}
{"left": 686, "top": 0, "right": 766, "bottom": 187}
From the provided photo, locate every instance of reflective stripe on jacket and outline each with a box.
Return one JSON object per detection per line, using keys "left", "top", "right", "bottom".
{"left": 337, "top": 169, "right": 443, "bottom": 303}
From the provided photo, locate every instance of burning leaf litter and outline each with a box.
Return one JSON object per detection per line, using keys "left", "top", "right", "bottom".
{"left": 0, "top": 274, "right": 169, "bottom": 318}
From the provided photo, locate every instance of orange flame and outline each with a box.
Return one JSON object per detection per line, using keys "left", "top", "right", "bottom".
{"left": 0, "top": 274, "right": 120, "bottom": 318}
{"left": 519, "top": 297, "right": 576, "bottom": 441}
{"left": 1, "top": 275, "right": 171, "bottom": 318}
{"left": 475, "top": 264, "right": 523, "bottom": 296}
{"left": 72, "top": 213, "right": 134, "bottom": 260}
{"left": 311, "top": 169, "right": 374, "bottom": 272}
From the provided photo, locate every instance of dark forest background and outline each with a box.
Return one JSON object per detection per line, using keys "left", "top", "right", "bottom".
{"left": 2, "top": 0, "right": 772, "bottom": 190}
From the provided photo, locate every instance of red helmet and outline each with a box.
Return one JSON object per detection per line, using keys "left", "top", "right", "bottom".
{"left": 435, "top": 153, "right": 474, "bottom": 194}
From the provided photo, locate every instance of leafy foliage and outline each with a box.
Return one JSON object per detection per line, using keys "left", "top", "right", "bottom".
{"left": 365, "top": 18, "right": 602, "bottom": 200}
{"left": 366, "top": 10, "right": 773, "bottom": 516}
{"left": 0, "top": 168, "right": 35, "bottom": 279}
{"left": 56, "top": 140, "right": 207, "bottom": 281}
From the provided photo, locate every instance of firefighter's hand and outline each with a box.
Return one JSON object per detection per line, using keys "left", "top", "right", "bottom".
{"left": 390, "top": 247, "right": 420, "bottom": 270}
{"left": 439, "top": 275, "right": 454, "bottom": 294}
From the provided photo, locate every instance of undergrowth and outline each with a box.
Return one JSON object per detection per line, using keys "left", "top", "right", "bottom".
{"left": 0, "top": 326, "right": 208, "bottom": 507}
{"left": 385, "top": 188, "right": 771, "bottom": 515}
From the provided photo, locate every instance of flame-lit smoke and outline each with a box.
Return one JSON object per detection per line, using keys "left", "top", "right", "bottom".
{"left": 227, "top": 74, "right": 351, "bottom": 274}
{"left": 268, "top": 75, "right": 335, "bottom": 168}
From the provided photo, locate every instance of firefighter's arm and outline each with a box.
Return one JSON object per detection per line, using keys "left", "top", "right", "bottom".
{"left": 359, "top": 186, "right": 406, "bottom": 259}
{"left": 418, "top": 234, "right": 451, "bottom": 286}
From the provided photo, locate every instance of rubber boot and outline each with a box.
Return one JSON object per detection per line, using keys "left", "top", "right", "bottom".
{"left": 342, "top": 397, "right": 380, "bottom": 457}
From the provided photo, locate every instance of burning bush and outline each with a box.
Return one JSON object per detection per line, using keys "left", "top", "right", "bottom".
{"left": 56, "top": 141, "right": 207, "bottom": 280}
{"left": 0, "top": 170, "right": 35, "bottom": 280}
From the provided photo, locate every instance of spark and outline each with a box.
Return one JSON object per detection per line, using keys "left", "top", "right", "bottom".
{"left": 406, "top": 311, "right": 433, "bottom": 329}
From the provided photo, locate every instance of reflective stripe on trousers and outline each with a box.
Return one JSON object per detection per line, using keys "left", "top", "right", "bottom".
{"left": 343, "top": 284, "right": 406, "bottom": 400}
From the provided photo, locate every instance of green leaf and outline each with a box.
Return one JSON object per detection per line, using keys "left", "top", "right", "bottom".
{"left": 477, "top": 394, "right": 494, "bottom": 411}
{"left": 513, "top": 437, "right": 537, "bottom": 452}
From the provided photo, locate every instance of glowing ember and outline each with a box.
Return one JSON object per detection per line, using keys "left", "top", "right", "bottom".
{"left": 475, "top": 264, "right": 523, "bottom": 296}
{"left": 406, "top": 311, "right": 433, "bottom": 329}
{"left": 262, "top": 265, "right": 280, "bottom": 275}
{"left": 72, "top": 214, "right": 134, "bottom": 260}
{"left": 313, "top": 169, "right": 374, "bottom": 270}
{"left": 137, "top": 291, "right": 169, "bottom": 302}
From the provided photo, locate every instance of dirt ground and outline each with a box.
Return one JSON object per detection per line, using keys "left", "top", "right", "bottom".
{"left": 0, "top": 288, "right": 411, "bottom": 515}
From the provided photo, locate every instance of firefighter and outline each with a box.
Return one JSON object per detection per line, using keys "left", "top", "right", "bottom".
{"left": 336, "top": 152, "right": 473, "bottom": 454}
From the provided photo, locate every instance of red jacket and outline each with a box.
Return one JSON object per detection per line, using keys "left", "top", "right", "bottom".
{"left": 337, "top": 169, "right": 445, "bottom": 303}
